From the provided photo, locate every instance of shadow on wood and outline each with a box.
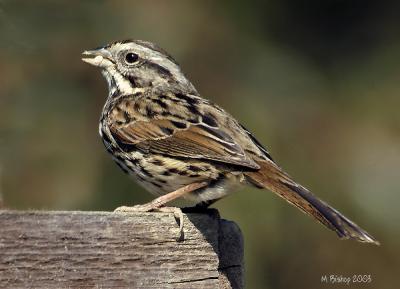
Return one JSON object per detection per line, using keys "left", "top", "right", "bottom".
{"left": 0, "top": 209, "right": 243, "bottom": 289}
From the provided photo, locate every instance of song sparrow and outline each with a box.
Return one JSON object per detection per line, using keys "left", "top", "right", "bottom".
{"left": 82, "top": 40, "right": 378, "bottom": 244}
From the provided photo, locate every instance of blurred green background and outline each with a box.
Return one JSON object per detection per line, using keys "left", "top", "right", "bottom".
{"left": 1, "top": 1, "right": 399, "bottom": 288}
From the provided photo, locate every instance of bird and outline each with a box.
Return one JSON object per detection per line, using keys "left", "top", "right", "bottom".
{"left": 82, "top": 39, "right": 378, "bottom": 244}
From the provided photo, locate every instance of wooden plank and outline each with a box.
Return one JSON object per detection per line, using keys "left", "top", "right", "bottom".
{"left": 0, "top": 210, "right": 243, "bottom": 289}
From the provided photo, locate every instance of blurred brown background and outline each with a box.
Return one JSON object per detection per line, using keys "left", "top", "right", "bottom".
{"left": 1, "top": 1, "right": 399, "bottom": 288}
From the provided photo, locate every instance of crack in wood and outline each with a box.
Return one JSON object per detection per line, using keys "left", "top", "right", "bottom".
{"left": 0, "top": 210, "right": 243, "bottom": 289}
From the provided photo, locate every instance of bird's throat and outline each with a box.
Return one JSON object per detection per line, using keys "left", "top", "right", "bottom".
{"left": 102, "top": 67, "right": 138, "bottom": 98}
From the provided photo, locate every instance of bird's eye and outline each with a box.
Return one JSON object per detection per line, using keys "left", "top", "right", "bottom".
{"left": 125, "top": 52, "right": 139, "bottom": 64}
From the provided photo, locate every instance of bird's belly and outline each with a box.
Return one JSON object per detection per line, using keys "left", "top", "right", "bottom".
{"left": 111, "top": 150, "right": 243, "bottom": 203}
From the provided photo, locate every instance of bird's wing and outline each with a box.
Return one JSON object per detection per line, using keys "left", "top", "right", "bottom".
{"left": 107, "top": 97, "right": 260, "bottom": 169}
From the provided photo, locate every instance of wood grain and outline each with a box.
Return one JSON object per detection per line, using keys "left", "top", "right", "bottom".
{"left": 0, "top": 210, "right": 243, "bottom": 289}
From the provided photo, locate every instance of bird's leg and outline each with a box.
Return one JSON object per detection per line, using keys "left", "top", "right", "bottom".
{"left": 114, "top": 181, "right": 208, "bottom": 240}
{"left": 114, "top": 181, "right": 208, "bottom": 212}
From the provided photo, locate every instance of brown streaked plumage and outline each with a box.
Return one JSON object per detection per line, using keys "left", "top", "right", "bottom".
{"left": 82, "top": 40, "right": 379, "bottom": 244}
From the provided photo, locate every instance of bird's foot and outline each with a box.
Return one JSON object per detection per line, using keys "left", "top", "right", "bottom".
{"left": 114, "top": 204, "right": 154, "bottom": 213}
{"left": 114, "top": 182, "right": 208, "bottom": 241}
{"left": 157, "top": 206, "right": 184, "bottom": 241}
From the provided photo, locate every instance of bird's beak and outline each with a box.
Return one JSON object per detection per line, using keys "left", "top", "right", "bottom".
{"left": 81, "top": 48, "right": 114, "bottom": 67}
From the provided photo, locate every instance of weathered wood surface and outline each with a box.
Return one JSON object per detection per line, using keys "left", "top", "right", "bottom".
{"left": 0, "top": 210, "right": 243, "bottom": 289}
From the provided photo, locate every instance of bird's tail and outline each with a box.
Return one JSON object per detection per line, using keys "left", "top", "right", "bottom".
{"left": 245, "top": 160, "right": 379, "bottom": 245}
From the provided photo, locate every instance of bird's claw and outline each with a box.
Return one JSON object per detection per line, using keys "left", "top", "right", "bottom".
{"left": 114, "top": 204, "right": 153, "bottom": 212}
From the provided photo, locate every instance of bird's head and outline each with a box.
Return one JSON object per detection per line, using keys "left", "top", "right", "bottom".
{"left": 82, "top": 40, "right": 197, "bottom": 96}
